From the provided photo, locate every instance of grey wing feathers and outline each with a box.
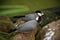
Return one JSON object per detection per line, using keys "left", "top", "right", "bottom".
{"left": 22, "top": 13, "right": 38, "bottom": 21}
{"left": 16, "top": 20, "right": 38, "bottom": 32}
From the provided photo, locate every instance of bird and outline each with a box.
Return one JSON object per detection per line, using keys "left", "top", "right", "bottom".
{"left": 9, "top": 10, "right": 44, "bottom": 33}
{"left": 11, "top": 10, "right": 44, "bottom": 23}
{"left": 22, "top": 10, "right": 44, "bottom": 22}
{"left": 14, "top": 20, "right": 38, "bottom": 32}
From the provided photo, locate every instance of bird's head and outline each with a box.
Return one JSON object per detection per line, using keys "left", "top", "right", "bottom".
{"left": 35, "top": 10, "right": 44, "bottom": 23}
{"left": 35, "top": 10, "right": 44, "bottom": 17}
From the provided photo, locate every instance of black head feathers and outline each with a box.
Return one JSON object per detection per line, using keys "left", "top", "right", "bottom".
{"left": 35, "top": 10, "right": 41, "bottom": 13}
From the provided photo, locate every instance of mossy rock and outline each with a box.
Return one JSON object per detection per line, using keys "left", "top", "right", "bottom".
{"left": 0, "top": 16, "right": 15, "bottom": 33}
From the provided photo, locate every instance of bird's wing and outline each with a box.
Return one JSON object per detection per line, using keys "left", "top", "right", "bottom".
{"left": 16, "top": 20, "right": 38, "bottom": 32}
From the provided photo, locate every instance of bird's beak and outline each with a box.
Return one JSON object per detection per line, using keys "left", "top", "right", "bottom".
{"left": 38, "top": 12, "right": 44, "bottom": 16}
{"left": 41, "top": 12, "right": 44, "bottom": 16}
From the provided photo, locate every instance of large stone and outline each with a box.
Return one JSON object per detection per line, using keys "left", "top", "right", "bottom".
{"left": 0, "top": 16, "right": 15, "bottom": 32}
{"left": 40, "top": 20, "right": 60, "bottom": 40}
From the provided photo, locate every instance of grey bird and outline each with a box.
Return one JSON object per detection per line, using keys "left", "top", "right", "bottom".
{"left": 15, "top": 20, "right": 38, "bottom": 32}
{"left": 9, "top": 10, "right": 44, "bottom": 33}
{"left": 11, "top": 10, "right": 44, "bottom": 23}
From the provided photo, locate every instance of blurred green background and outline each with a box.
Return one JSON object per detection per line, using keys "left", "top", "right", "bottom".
{"left": 0, "top": 0, "right": 60, "bottom": 11}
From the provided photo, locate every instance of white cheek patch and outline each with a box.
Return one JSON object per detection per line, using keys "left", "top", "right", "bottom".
{"left": 36, "top": 16, "right": 39, "bottom": 21}
{"left": 38, "top": 13, "right": 42, "bottom": 16}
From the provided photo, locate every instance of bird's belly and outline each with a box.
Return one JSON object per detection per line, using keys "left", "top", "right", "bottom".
{"left": 17, "top": 20, "right": 38, "bottom": 32}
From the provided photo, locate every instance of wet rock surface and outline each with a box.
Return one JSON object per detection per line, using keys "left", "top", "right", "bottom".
{"left": 40, "top": 20, "right": 60, "bottom": 40}
{"left": 11, "top": 32, "right": 35, "bottom": 40}
{"left": 0, "top": 16, "right": 15, "bottom": 32}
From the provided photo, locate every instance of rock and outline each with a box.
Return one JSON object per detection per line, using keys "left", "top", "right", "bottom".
{"left": 0, "top": 16, "right": 15, "bottom": 33}
{"left": 0, "top": 22, "right": 15, "bottom": 33}
{"left": 11, "top": 32, "right": 35, "bottom": 40}
{"left": 40, "top": 20, "right": 60, "bottom": 40}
